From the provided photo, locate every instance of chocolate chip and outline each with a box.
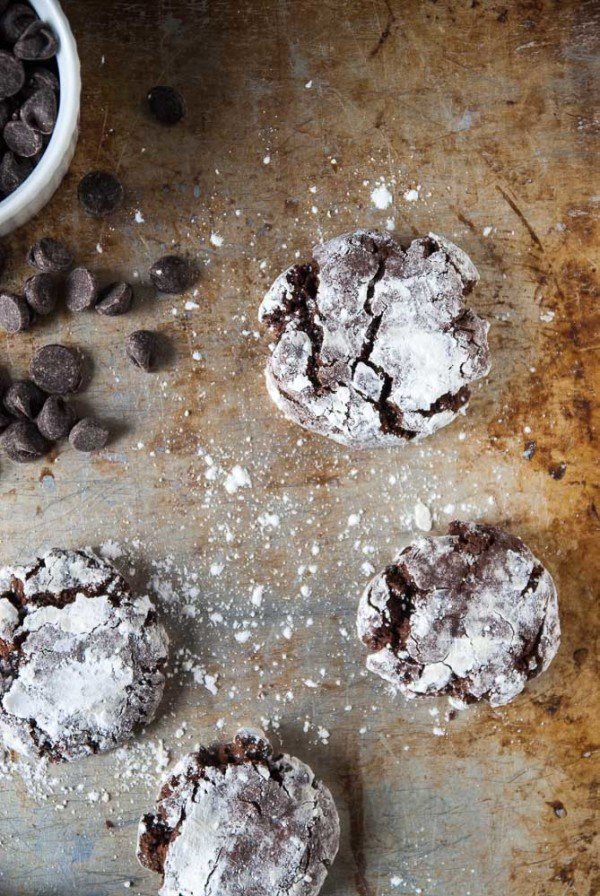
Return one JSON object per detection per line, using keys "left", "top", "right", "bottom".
{"left": 69, "top": 417, "right": 108, "bottom": 452}
{"left": 549, "top": 462, "right": 567, "bottom": 480}
{"left": 23, "top": 272, "right": 57, "bottom": 315}
{"left": 65, "top": 267, "right": 99, "bottom": 312}
{"left": 20, "top": 86, "right": 57, "bottom": 134}
{"left": 96, "top": 281, "right": 133, "bottom": 316}
{"left": 0, "top": 50, "right": 25, "bottom": 98}
{"left": 28, "top": 237, "right": 72, "bottom": 273}
{"left": 1, "top": 420, "right": 48, "bottom": 461}
{"left": 0, "top": 150, "right": 33, "bottom": 193}
{"left": 27, "top": 66, "right": 59, "bottom": 94}
{"left": 126, "top": 330, "right": 159, "bottom": 371}
{"left": 36, "top": 395, "right": 74, "bottom": 440}
{"left": 1, "top": 4, "right": 36, "bottom": 43}
{"left": 547, "top": 800, "right": 567, "bottom": 818}
{"left": 30, "top": 344, "right": 83, "bottom": 394}
{"left": 0, "top": 291, "right": 30, "bottom": 332}
{"left": 14, "top": 20, "right": 58, "bottom": 60}
{"left": 147, "top": 86, "right": 185, "bottom": 124}
{"left": 78, "top": 170, "right": 124, "bottom": 218}
{"left": 150, "top": 254, "right": 194, "bottom": 294}
{"left": 4, "top": 119, "right": 42, "bottom": 156}
{"left": 4, "top": 379, "right": 45, "bottom": 419}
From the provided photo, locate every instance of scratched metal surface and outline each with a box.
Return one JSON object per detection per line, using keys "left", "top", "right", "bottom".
{"left": 0, "top": 1, "right": 598, "bottom": 894}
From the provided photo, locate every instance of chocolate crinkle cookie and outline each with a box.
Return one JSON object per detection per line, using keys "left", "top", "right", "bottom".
{"left": 357, "top": 522, "right": 560, "bottom": 707}
{"left": 0, "top": 548, "right": 168, "bottom": 761}
{"left": 259, "top": 230, "right": 490, "bottom": 448}
{"left": 137, "top": 728, "right": 340, "bottom": 896}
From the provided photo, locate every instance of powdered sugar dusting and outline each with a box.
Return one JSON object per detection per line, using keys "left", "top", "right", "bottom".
{"left": 0, "top": 549, "right": 168, "bottom": 761}
{"left": 259, "top": 230, "right": 490, "bottom": 448}
{"left": 357, "top": 523, "right": 560, "bottom": 706}
{"left": 137, "top": 731, "right": 340, "bottom": 896}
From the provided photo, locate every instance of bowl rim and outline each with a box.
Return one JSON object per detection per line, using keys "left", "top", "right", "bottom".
{"left": 0, "top": 0, "right": 81, "bottom": 225}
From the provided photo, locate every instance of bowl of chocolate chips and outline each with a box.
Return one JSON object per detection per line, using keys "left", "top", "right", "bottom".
{"left": 0, "top": 0, "right": 80, "bottom": 235}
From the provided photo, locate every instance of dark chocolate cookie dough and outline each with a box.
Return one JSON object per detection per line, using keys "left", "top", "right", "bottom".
{"left": 137, "top": 728, "right": 340, "bottom": 896}
{"left": 0, "top": 549, "right": 168, "bottom": 761}
{"left": 357, "top": 522, "right": 560, "bottom": 706}
{"left": 259, "top": 230, "right": 490, "bottom": 448}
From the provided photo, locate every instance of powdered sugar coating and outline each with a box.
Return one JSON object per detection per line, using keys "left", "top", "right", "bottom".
{"left": 0, "top": 549, "right": 169, "bottom": 761}
{"left": 259, "top": 230, "right": 490, "bottom": 448}
{"left": 137, "top": 729, "right": 340, "bottom": 896}
{"left": 357, "top": 522, "right": 560, "bottom": 706}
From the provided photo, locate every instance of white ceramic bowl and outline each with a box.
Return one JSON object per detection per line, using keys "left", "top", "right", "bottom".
{"left": 0, "top": 0, "right": 80, "bottom": 236}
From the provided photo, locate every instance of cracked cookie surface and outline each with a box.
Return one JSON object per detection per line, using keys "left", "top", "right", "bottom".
{"left": 259, "top": 230, "right": 490, "bottom": 448}
{"left": 137, "top": 728, "right": 340, "bottom": 896}
{"left": 357, "top": 522, "right": 560, "bottom": 706}
{"left": 0, "top": 548, "right": 168, "bottom": 761}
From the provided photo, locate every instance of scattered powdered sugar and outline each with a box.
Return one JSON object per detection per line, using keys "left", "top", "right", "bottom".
{"left": 223, "top": 465, "right": 252, "bottom": 494}
{"left": 0, "top": 458, "right": 515, "bottom": 884}
{"left": 257, "top": 511, "right": 280, "bottom": 529}
{"left": 371, "top": 183, "right": 393, "bottom": 209}
{"left": 197, "top": 671, "right": 219, "bottom": 695}
{"left": 113, "top": 738, "right": 172, "bottom": 791}
{"left": 100, "top": 539, "right": 123, "bottom": 560}
{"left": 414, "top": 501, "right": 432, "bottom": 531}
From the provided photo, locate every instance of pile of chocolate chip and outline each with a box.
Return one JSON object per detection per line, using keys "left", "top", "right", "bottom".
{"left": 0, "top": 341, "right": 108, "bottom": 461}
{"left": 0, "top": 1, "right": 60, "bottom": 197}
{"left": 0, "top": 235, "right": 140, "bottom": 329}
{"left": 0, "top": 74, "right": 195, "bottom": 464}
{"left": 0, "top": 228, "right": 195, "bottom": 333}
{"left": 0, "top": 231, "right": 196, "bottom": 462}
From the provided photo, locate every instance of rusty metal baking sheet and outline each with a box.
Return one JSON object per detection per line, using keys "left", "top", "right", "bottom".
{"left": 0, "top": 1, "right": 598, "bottom": 894}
